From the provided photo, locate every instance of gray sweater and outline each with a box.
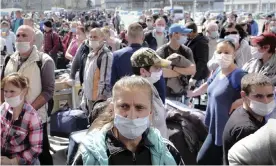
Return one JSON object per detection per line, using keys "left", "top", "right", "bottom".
{"left": 228, "top": 119, "right": 276, "bottom": 165}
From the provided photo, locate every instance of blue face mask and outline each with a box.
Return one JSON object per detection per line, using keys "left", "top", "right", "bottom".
{"left": 71, "top": 28, "right": 76, "bottom": 33}
{"left": 114, "top": 114, "right": 150, "bottom": 140}
{"left": 177, "top": 35, "right": 187, "bottom": 45}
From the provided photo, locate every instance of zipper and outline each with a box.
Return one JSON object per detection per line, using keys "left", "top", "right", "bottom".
{"left": 132, "top": 153, "right": 136, "bottom": 164}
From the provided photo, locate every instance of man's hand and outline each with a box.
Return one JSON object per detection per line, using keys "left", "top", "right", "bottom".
{"left": 1, "top": 157, "right": 18, "bottom": 165}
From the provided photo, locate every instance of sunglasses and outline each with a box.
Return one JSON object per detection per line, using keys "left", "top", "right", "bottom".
{"left": 225, "top": 31, "right": 238, "bottom": 36}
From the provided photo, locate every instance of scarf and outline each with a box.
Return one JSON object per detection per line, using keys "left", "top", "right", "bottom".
{"left": 242, "top": 54, "right": 276, "bottom": 85}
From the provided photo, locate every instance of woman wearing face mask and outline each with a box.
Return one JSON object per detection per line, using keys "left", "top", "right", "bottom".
{"left": 73, "top": 76, "right": 184, "bottom": 165}
{"left": 221, "top": 23, "right": 252, "bottom": 68}
{"left": 187, "top": 40, "right": 247, "bottom": 164}
{"left": 65, "top": 26, "right": 86, "bottom": 61}
{"left": 0, "top": 73, "right": 42, "bottom": 165}
{"left": 58, "top": 22, "right": 70, "bottom": 38}
{"left": 243, "top": 33, "right": 276, "bottom": 85}
{"left": 62, "top": 22, "right": 78, "bottom": 53}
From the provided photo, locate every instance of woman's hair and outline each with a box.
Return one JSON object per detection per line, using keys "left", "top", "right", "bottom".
{"left": 101, "top": 27, "right": 111, "bottom": 37}
{"left": 252, "top": 33, "right": 276, "bottom": 54}
{"left": 226, "top": 23, "right": 247, "bottom": 43}
{"left": 1, "top": 73, "right": 29, "bottom": 90}
{"left": 76, "top": 26, "right": 85, "bottom": 34}
{"left": 218, "top": 39, "right": 236, "bottom": 50}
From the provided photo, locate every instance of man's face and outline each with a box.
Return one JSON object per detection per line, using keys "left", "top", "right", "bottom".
{"left": 16, "top": 27, "right": 34, "bottom": 46}
{"left": 89, "top": 30, "right": 103, "bottom": 42}
{"left": 243, "top": 85, "right": 274, "bottom": 105}
{"left": 16, "top": 11, "right": 21, "bottom": 18}
{"left": 155, "top": 19, "right": 166, "bottom": 27}
{"left": 43, "top": 26, "right": 51, "bottom": 32}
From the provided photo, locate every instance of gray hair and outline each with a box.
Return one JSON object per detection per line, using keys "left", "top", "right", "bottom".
{"left": 242, "top": 73, "right": 273, "bottom": 95}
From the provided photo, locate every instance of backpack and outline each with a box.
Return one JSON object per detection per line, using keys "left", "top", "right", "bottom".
{"left": 1, "top": 53, "right": 54, "bottom": 116}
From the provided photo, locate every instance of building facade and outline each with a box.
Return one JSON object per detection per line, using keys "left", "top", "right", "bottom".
{"left": 224, "top": 0, "right": 276, "bottom": 13}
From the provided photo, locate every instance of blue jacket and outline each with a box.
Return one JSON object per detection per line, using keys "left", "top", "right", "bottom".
{"left": 78, "top": 126, "right": 177, "bottom": 165}
{"left": 110, "top": 43, "right": 166, "bottom": 103}
{"left": 250, "top": 20, "right": 259, "bottom": 36}
{"left": 11, "top": 18, "right": 23, "bottom": 33}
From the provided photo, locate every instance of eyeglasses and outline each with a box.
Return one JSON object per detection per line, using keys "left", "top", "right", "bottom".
{"left": 225, "top": 31, "right": 238, "bottom": 36}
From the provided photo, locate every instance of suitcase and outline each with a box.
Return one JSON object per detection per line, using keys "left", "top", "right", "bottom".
{"left": 67, "top": 129, "right": 88, "bottom": 165}
{"left": 50, "top": 108, "right": 89, "bottom": 138}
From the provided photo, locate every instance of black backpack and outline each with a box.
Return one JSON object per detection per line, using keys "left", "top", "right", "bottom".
{"left": 1, "top": 53, "right": 54, "bottom": 116}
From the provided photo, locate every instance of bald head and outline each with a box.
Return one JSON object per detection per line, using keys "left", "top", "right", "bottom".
{"left": 206, "top": 22, "right": 219, "bottom": 31}
{"left": 16, "top": 25, "right": 35, "bottom": 51}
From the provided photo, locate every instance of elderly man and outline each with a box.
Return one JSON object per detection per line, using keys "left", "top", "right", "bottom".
{"left": 1, "top": 25, "right": 55, "bottom": 165}
{"left": 205, "top": 22, "right": 219, "bottom": 60}
{"left": 24, "top": 17, "right": 44, "bottom": 50}
{"left": 81, "top": 28, "right": 113, "bottom": 112}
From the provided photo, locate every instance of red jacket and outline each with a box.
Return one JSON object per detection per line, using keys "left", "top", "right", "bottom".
{"left": 43, "top": 30, "right": 60, "bottom": 54}
{"left": 62, "top": 32, "right": 74, "bottom": 53}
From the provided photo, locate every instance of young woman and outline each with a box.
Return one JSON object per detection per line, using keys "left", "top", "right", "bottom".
{"left": 62, "top": 21, "right": 78, "bottom": 53}
{"left": 74, "top": 76, "right": 184, "bottom": 165}
{"left": 0, "top": 73, "right": 42, "bottom": 165}
{"left": 65, "top": 26, "right": 86, "bottom": 61}
{"left": 188, "top": 40, "right": 247, "bottom": 164}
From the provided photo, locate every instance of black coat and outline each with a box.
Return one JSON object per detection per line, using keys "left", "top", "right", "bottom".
{"left": 186, "top": 33, "right": 209, "bottom": 80}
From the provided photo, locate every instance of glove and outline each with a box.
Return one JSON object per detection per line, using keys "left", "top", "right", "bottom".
{"left": 1, "top": 157, "right": 18, "bottom": 165}
{"left": 66, "top": 78, "right": 75, "bottom": 86}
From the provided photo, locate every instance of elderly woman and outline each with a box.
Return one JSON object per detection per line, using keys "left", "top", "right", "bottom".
{"left": 74, "top": 76, "right": 184, "bottom": 165}
{"left": 243, "top": 33, "right": 276, "bottom": 85}
{"left": 0, "top": 73, "right": 42, "bottom": 165}
{"left": 188, "top": 40, "right": 247, "bottom": 164}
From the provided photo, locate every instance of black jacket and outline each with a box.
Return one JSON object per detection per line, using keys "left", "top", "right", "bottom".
{"left": 186, "top": 33, "right": 209, "bottom": 80}
{"left": 74, "top": 129, "right": 185, "bottom": 165}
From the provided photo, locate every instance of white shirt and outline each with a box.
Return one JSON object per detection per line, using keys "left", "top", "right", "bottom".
{"left": 2, "top": 31, "right": 16, "bottom": 54}
{"left": 83, "top": 51, "right": 97, "bottom": 101}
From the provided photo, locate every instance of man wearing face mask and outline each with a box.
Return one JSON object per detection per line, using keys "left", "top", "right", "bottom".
{"left": 144, "top": 17, "right": 168, "bottom": 50}
{"left": 206, "top": 22, "right": 219, "bottom": 60}
{"left": 247, "top": 13, "right": 259, "bottom": 36}
{"left": 222, "top": 73, "right": 275, "bottom": 165}
{"left": 81, "top": 28, "right": 113, "bottom": 112}
{"left": 43, "top": 20, "right": 61, "bottom": 66}
{"left": 130, "top": 47, "right": 172, "bottom": 138}
{"left": 157, "top": 24, "right": 196, "bottom": 103}
{"left": 185, "top": 22, "right": 209, "bottom": 88}
{"left": 0, "top": 21, "right": 16, "bottom": 55}
{"left": 1, "top": 25, "right": 55, "bottom": 165}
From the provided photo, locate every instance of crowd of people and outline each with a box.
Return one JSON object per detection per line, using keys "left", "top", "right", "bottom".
{"left": 0, "top": 8, "right": 276, "bottom": 165}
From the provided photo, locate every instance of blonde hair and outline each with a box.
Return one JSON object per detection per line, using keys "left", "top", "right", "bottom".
{"left": 2, "top": 73, "right": 29, "bottom": 90}
{"left": 101, "top": 27, "right": 111, "bottom": 37}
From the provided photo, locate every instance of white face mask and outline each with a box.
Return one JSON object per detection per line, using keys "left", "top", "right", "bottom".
{"left": 5, "top": 93, "right": 24, "bottom": 108}
{"left": 146, "top": 22, "right": 153, "bottom": 28}
{"left": 15, "top": 42, "right": 31, "bottom": 53}
{"left": 249, "top": 99, "right": 275, "bottom": 116}
{"left": 224, "top": 34, "right": 240, "bottom": 45}
{"left": 177, "top": 36, "right": 188, "bottom": 45}
{"left": 251, "top": 47, "right": 264, "bottom": 59}
{"left": 89, "top": 40, "right": 100, "bottom": 50}
{"left": 146, "top": 70, "right": 162, "bottom": 84}
{"left": 208, "top": 31, "right": 219, "bottom": 39}
{"left": 156, "top": 26, "right": 165, "bottom": 32}
{"left": 214, "top": 52, "right": 233, "bottom": 68}
{"left": 114, "top": 114, "right": 150, "bottom": 139}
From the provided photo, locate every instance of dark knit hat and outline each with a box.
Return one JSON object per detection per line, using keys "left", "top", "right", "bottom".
{"left": 44, "top": 20, "right": 52, "bottom": 28}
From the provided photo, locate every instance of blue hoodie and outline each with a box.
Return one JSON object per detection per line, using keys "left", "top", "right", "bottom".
{"left": 77, "top": 125, "right": 177, "bottom": 165}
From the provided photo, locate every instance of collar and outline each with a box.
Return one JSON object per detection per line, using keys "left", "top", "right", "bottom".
{"left": 243, "top": 108, "right": 266, "bottom": 127}
{"left": 130, "top": 43, "right": 142, "bottom": 47}
{"left": 10, "top": 46, "right": 39, "bottom": 63}
{"left": 106, "top": 128, "right": 153, "bottom": 155}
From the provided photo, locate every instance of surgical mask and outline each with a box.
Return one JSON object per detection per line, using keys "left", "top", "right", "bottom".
{"left": 15, "top": 42, "right": 31, "bottom": 53}
{"left": 71, "top": 28, "right": 76, "bottom": 33}
{"left": 146, "top": 22, "right": 153, "bottom": 28}
{"left": 251, "top": 47, "right": 264, "bottom": 59}
{"left": 5, "top": 93, "right": 24, "bottom": 108}
{"left": 270, "top": 26, "right": 276, "bottom": 33}
{"left": 214, "top": 52, "right": 233, "bottom": 68}
{"left": 177, "top": 36, "right": 188, "bottom": 45}
{"left": 224, "top": 34, "right": 240, "bottom": 45}
{"left": 249, "top": 99, "right": 275, "bottom": 116}
{"left": 156, "top": 26, "right": 165, "bottom": 32}
{"left": 139, "top": 19, "right": 145, "bottom": 23}
{"left": 89, "top": 40, "right": 100, "bottom": 49}
{"left": 147, "top": 70, "right": 162, "bottom": 84}
{"left": 208, "top": 31, "right": 218, "bottom": 39}
{"left": 114, "top": 114, "right": 150, "bottom": 139}
{"left": 1, "top": 28, "right": 9, "bottom": 32}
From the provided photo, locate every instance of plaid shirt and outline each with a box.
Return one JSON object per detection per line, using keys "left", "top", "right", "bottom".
{"left": 0, "top": 102, "right": 43, "bottom": 165}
